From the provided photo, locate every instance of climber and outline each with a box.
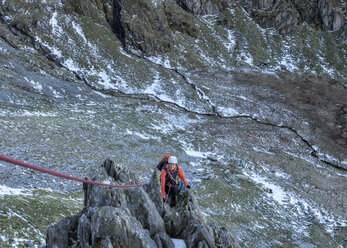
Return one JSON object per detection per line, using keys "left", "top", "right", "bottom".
{"left": 161, "top": 155, "right": 190, "bottom": 207}
{"left": 156, "top": 153, "right": 172, "bottom": 171}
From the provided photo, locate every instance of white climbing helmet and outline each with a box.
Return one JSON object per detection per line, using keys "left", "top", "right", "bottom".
{"left": 168, "top": 156, "right": 178, "bottom": 164}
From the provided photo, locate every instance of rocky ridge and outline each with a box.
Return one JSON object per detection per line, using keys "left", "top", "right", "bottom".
{"left": 46, "top": 159, "right": 239, "bottom": 247}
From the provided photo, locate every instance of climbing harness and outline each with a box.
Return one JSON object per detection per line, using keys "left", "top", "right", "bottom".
{"left": 164, "top": 183, "right": 179, "bottom": 204}
{"left": 0, "top": 154, "right": 146, "bottom": 188}
{"left": 166, "top": 169, "right": 179, "bottom": 185}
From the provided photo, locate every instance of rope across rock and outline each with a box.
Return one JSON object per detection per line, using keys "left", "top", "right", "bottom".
{"left": 0, "top": 154, "right": 146, "bottom": 188}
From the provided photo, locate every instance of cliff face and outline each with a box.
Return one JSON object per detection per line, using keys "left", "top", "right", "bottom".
{"left": 46, "top": 159, "right": 239, "bottom": 248}
{"left": 0, "top": 0, "right": 345, "bottom": 74}
{"left": 63, "top": 0, "right": 199, "bottom": 55}
{"left": 60, "top": 0, "right": 347, "bottom": 55}
{"left": 176, "top": 0, "right": 346, "bottom": 35}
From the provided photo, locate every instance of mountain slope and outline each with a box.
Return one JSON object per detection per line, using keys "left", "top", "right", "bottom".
{"left": 0, "top": 0, "right": 346, "bottom": 247}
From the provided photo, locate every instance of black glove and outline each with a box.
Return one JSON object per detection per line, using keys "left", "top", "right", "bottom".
{"left": 186, "top": 185, "right": 191, "bottom": 189}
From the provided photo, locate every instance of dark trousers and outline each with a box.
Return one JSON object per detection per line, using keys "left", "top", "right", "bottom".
{"left": 165, "top": 184, "right": 178, "bottom": 206}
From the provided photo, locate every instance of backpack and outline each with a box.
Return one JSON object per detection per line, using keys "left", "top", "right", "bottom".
{"left": 156, "top": 154, "right": 172, "bottom": 171}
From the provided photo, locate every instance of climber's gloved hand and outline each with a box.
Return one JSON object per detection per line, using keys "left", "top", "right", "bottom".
{"left": 186, "top": 185, "right": 191, "bottom": 189}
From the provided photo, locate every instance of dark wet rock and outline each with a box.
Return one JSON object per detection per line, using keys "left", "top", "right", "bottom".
{"left": 244, "top": 1, "right": 303, "bottom": 34}
{"left": 164, "top": 0, "right": 199, "bottom": 38}
{"left": 145, "top": 167, "right": 166, "bottom": 216}
{"left": 341, "top": 27, "right": 347, "bottom": 45}
{"left": 176, "top": 0, "right": 230, "bottom": 15}
{"left": 209, "top": 223, "right": 239, "bottom": 248}
{"left": 318, "top": 0, "right": 345, "bottom": 31}
{"left": 154, "top": 232, "right": 175, "bottom": 248}
{"left": 238, "top": 0, "right": 345, "bottom": 36}
{"left": 46, "top": 214, "right": 80, "bottom": 247}
{"left": 62, "top": 0, "right": 199, "bottom": 56}
{"left": 111, "top": 0, "right": 172, "bottom": 56}
{"left": 46, "top": 159, "right": 239, "bottom": 248}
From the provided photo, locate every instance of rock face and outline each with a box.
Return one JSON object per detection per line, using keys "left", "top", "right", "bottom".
{"left": 46, "top": 159, "right": 239, "bottom": 248}
{"left": 318, "top": 0, "right": 344, "bottom": 31}
{"left": 1, "top": 0, "right": 345, "bottom": 58}
{"left": 62, "top": 0, "right": 198, "bottom": 56}
{"left": 176, "top": 0, "right": 229, "bottom": 15}
{"left": 62, "top": 0, "right": 346, "bottom": 53}
{"left": 242, "top": 0, "right": 346, "bottom": 35}
{"left": 177, "top": 0, "right": 345, "bottom": 37}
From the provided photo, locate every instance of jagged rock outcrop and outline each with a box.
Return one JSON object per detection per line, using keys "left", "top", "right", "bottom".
{"left": 242, "top": 0, "right": 346, "bottom": 35}
{"left": 111, "top": 0, "right": 172, "bottom": 56}
{"left": 177, "top": 0, "right": 345, "bottom": 39}
{"left": 111, "top": 0, "right": 198, "bottom": 55}
{"left": 46, "top": 159, "right": 239, "bottom": 248}
{"left": 318, "top": 0, "right": 345, "bottom": 31}
{"left": 248, "top": 0, "right": 302, "bottom": 34}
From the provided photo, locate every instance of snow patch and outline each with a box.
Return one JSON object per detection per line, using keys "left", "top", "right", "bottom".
{"left": 217, "top": 106, "right": 241, "bottom": 117}
{"left": 72, "top": 21, "right": 87, "bottom": 43}
{"left": 113, "top": 74, "right": 129, "bottom": 91}
{"left": 36, "top": 36, "right": 63, "bottom": 58}
{"left": 172, "top": 238, "right": 186, "bottom": 248}
{"left": 0, "top": 185, "right": 32, "bottom": 197}
{"left": 252, "top": 147, "right": 275, "bottom": 155}
{"left": 261, "top": 70, "right": 280, "bottom": 78}
{"left": 48, "top": 86, "right": 64, "bottom": 98}
{"left": 0, "top": 234, "right": 8, "bottom": 242}
{"left": 150, "top": 122, "right": 172, "bottom": 135}
{"left": 240, "top": 50, "right": 254, "bottom": 66}
{"left": 278, "top": 41, "right": 299, "bottom": 72}
{"left": 0, "top": 46, "right": 7, "bottom": 53}
{"left": 25, "top": 78, "right": 43, "bottom": 93}
{"left": 244, "top": 170, "right": 347, "bottom": 234}
{"left": 185, "top": 149, "right": 206, "bottom": 158}
{"left": 274, "top": 171, "right": 290, "bottom": 179}
{"left": 146, "top": 55, "right": 173, "bottom": 69}
{"left": 50, "top": 12, "right": 63, "bottom": 36}
{"left": 245, "top": 171, "right": 287, "bottom": 204}
{"left": 311, "top": 147, "right": 347, "bottom": 172}
{"left": 151, "top": 0, "right": 163, "bottom": 8}
{"left": 181, "top": 141, "right": 223, "bottom": 161}
{"left": 144, "top": 70, "right": 161, "bottom": 95}
{"left": 0, "top": 109, "right": 57, "bottom": 117}
{"left": 97, "top": 70, "right": 114, "bottom": 89}
{"left": 194, "top": 43, "right": 218, "bottom": 67}
{"left": 93, "top": 91, "right": 110, "bottom": 98}
{"left": 63, "top": 58, "right": 80, "bottom": 72}
{"left": 225, "top": 30, "right": 236, "bottom": 53}
{"left": 237, "top": 95, "right": 248, "bottom": 101}
{"left": 119, "top": 47, "right": 134, "bottom": 59}
{"left": 157, "top": 93, "right": 176, "bottom": 104}
{"left": 126, "top": 129, "right": 159, "bottom": 140}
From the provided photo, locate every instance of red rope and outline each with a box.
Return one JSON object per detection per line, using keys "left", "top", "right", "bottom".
{"left": 0, "top": 154, "right": 146, "bottom": 188}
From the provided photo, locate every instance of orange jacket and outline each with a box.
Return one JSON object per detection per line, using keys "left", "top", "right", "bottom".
{"left": 161, "top": 165, "right": 188, "bottom": 199}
